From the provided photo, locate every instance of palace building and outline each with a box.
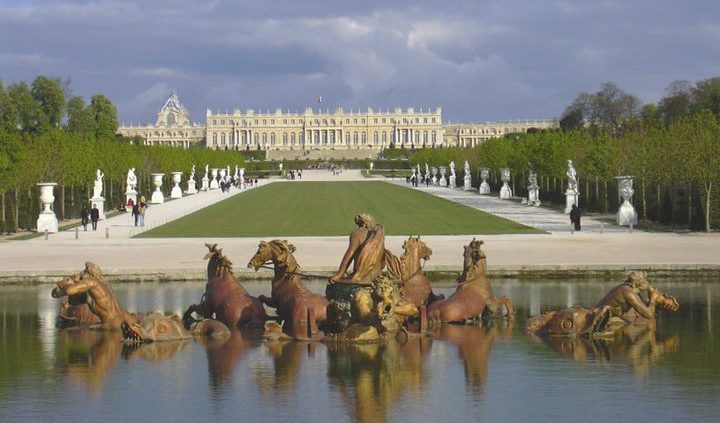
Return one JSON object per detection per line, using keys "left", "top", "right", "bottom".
{"left": 118, "top": 93, "right": 555, "bottom": 151}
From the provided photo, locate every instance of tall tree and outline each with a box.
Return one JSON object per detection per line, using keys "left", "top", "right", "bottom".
{"left": 691, "top": 77, "right": 720, "bottom": 119}
{"left": 66, "top": 96, "right": 93, "bottom": 136}
{"left": 88, "top": 94, "right": 118, "bottom": 140}
{"left": 560, "top": 82, "right": 640, "bottom": 135}
{"left": 31, "top": 76, "right": 66, "bottom": 128}
{"left": 6, "top": 82, "right": 48, "bottom": 135}
{"left": 658, "top": 80, "right": 693, "bottom": 125}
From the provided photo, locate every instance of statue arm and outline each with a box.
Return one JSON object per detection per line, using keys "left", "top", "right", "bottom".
{"left": 330, "top": 233, "right": 363, "bottom": 283}
{"left": 625, "top": 291, "right": 654, "bottom": 319}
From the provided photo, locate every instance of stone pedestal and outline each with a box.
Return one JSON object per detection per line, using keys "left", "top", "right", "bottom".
{"left": 210, "top": 168, "right": 219, "bottom": 190}
{"left": 439, "top": 167, "right": 448, "bottom": 187}
{"left": 464, "top": 175, "right": 472, "bottom": 191}
{"left": 36, "top": 183, "right": 58, "bottom": 233}
{"left": 479, "top": 182, "right": 490, "bottom": 195}
{"left": 151, "top": 173, "right": 165, "bottom": 204}
{"left": 528, "top": 187, "right": 541, "bottom": 206}
{"left": 499, "top": 183, "right": 512, "bottom": 199}
{"left": 91, "top": 197, "right": 106, "bottom": 220}
{"left": 449, "top": 175, "right": 456, "bottom": 188}
{"left": 125, "top": 191, "right": 137, "bottom": 210}
{"left": 186, "top": 179, "right": 197, "bottom": 194}
{"left": 201, "top": 177, "right": 209, "bottom": 191}
{"left": 617, "top": 200, "right": 638, "bottom": 226}
{"left": 564, "top": 190, "right": 579, "bottom": 213}
{"left": 171, "top": 172, "right": 183, "bottom": 199}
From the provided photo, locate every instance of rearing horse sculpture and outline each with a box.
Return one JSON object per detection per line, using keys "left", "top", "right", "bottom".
{"left": 385, "top": 236, "right": 444, "bottom": 308}
{"left": 427, "top": 239, "right": 513, "bottom": 324}
{"left": 183, "top": 244, "right": 268, "bottom": 329}
{"left": 247, "top": 240, "right": 328, "bottom": 340}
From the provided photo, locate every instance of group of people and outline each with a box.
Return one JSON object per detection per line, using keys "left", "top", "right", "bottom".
{"left": 287, "top": 169, "right": 302, "bottom": 180}
{"left": 129, "top": 197, "right": 147, "bottom": 227}
{"left": 79, "top": 205, "right": 100, "bottom": 231}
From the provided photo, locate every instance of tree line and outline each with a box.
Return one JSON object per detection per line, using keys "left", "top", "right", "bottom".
{"left": 408, "top": 79, "right": 720, "bottom": 232}
{"left": 0, "top": 76, "right": 246, "bottom": 233}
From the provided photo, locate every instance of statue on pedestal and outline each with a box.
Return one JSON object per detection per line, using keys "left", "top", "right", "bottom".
{"left": 616, "top": 176, "right": 638, "bottom": 226}
{"left": 499, "top": 168, "right": 512, "bottom": 199}
{"left": 93, "top": 170, "right": 104, "bottom": 199}
{"left": 448, "top": 162, "right": 456, "bottom": 188}
{"left": 479, "top": 168, "right": 490, "bottom": 194}
{"left": 527, "top": 165, "right": 540, "bottom": 206}
{"left": 564, "top": 160, "right": 580, "bottom": 213}
{"left": 126, "top": 168, "right": 137, "bottom": 193}
{"left": 463, "top": 160, "right": 472, "bottom": 190}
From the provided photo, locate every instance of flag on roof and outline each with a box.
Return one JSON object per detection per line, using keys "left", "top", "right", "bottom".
{"left": 316, "top": 96, "right": 323, "bottom": 104}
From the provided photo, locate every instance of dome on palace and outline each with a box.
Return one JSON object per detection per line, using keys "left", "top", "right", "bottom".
{"left": 156, "top": 92, "right": 191, "bottom": 127}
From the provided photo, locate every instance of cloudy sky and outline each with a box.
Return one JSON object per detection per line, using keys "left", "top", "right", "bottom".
{"left": 1, "top": 0, "right": 718, "bottom": 124}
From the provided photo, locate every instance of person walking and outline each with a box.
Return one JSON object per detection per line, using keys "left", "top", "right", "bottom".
{"left": 570, "top": 204, "right": 581, "bottom": 231}
{"left": 90, "top": 205, "right": 100, "bottom": 231}
{"left": 80, "top": 206, "right": 90, "bottom": 231}
{"left": 137, "top": 202, "right": 146, "bottom": 228}
{"left": 131, "top": 202, "right": 139, "bottom": 227}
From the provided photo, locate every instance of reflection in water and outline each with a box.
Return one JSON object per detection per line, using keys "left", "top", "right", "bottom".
{"left": 432, "top": 322, "right": 512, "bottom": 393}
{"left": 204, "top": 328, "right": 262, "bottom": 390}
{"left": 326, "top": 335, "right": 433, "bottom": 423}
{"left": 57, "top": 330, "right": 123, "bottom": 394}
{"left": 529, "top": 326, "right": 679, "bottom": 378}
{"left": 256, "top": 341, "right": 316, "bottom": 395}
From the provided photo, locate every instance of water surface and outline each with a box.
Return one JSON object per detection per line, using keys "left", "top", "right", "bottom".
{"left": 0, "top": 279, "right": 718, "bottom": 423}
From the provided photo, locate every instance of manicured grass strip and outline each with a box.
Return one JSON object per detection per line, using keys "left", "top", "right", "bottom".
{"left": 136, "top": 181, "right": 543, "bottom": 237}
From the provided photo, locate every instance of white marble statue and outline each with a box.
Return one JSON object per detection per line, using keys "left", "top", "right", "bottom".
{"left": 126, "top": 168, "right": 137, "bottom": 193}
{"left": 527, "top": 168, "right": 540, "bottom": 206}
{"left": 566, "top": 160, "right": 578, "bottom": 192}
{"left": 204, "top": 164, "right": 209, "bottom": 179}
{"left": 565, "top": 160, "right": 580, "bottom": 213}
{"left": 616, "top": 176, "right": 638, "bottom": 226}
{"left": 448, "top": 162, "right": 456, "bottom": 188}
{"left": 479, "top": 168, "right": 490, "bottom": 194}
{"left": 463, "top": 161, "right": 472, "bottom": 190}
{"left": 190, "top": 165, "right": 196, "bottom": 180}
{"left": 499, "top": 168, "right": 512, "bottom": 199}
{"left": 93, "top": 169, "right": 104, "bottom": 199}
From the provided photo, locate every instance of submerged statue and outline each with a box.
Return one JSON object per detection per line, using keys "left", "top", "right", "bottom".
{"left": 51, "top": 262, "right": 225, "bottom": 342}
{"left": 183, "top": 244, "right": 268, "bottom": 329}
{"left": 524, "top": 271, "right": 679, "bottom": 337}
{"left": 427, "top": 239, "right": 513, "bottom": 324}
{"left": 247, "top": 239, "right": 328, "bottom": 340}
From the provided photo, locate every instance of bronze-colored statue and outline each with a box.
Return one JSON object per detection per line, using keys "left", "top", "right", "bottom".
{"left": 524, "top": 271, "right": 679, "bottom": 337}
{"left": 385, "top": 236, "right": 444, "bottom": 307}
{"left": 51, "top": 262, "right": 140, "bottom": 331}
{"left": 427, "top": 239, "right": 514, "bottom": 323}
{"left": 52, "top": 261, "right": 229, "bottom": 343}
{"left": 247, "top": 239, "right": 328, "bottom": 340}
{"left": 183, "top": 244, "right": 268, "bottom": 329}
{"left": 329, "top": 214, "right": 387, "bottom": 286}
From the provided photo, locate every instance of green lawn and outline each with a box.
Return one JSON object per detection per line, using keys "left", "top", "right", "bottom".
{"left": 136, "top": 181, "right": 543, "bottom": 237}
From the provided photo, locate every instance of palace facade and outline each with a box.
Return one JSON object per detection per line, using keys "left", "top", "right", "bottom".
{"left": 118, "top": 93, "right": 555, "bottom": 151}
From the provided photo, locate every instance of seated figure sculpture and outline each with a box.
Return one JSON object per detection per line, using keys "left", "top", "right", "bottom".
{"left": 524, "top": 271, "right": 679, "bottom": 337}
{"left": 52, "top": 262, "right": 228, "bottom": 342}
{"left": 329, "top": 214, "right": 386, "bottom": 286}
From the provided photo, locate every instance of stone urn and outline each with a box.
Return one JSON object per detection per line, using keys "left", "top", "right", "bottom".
{"left": 431, "top": 167, "right": 438, "bottom": 186}
{"left": 616, "top": 176, "right": 638, "bottom": 226}
{"left": 171, "top": 172, "right": 183, "bottom": 199}
{"left": 151, "top": 173, "right": 165, "bottom": 204}
{"left": 36, "top": 182, "right": 59, "bottom": 233}
{"left": 439, "top": 166, "right": 448, "bottom": 187}
{"left": 499, "top": 168, "right": 512, "bottom": 199}
{"left": 210, "top": 168, "right": 219, "bottom": 190}
{"left": 479, "top": 168, "right": 490, "bottom": 195}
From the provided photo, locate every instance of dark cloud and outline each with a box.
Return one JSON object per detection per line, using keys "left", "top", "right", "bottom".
{"left": 1, "top": 0, "right": 718, "bottom": 123}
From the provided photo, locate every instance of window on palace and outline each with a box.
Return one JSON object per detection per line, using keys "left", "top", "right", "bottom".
{"left": 361, "top": 119, "right": 365, "bottom": 124}
{"left": 353, "top": 132, "right": 358, "bottom": 144}
{"left": 382, "top": 132, "right": 387, "bottom": 144}
{"left": 221, "top": 120, "right": 225, "bottom": 125}
{"left": 283, "top": 119, "right": 287, "bottom": 124}
{"left": 415, "top": 118, "right": 419, "bottom": 123}
{"left": 361, "top": 132, "right": 366, "bottom": 144}
{"left": 291, "top": 133, "right": 296, "bottom": 144}
{"left": 283, "top": 133, "right": 288, "bottom": 145}
{"left": 253, "top": 133, "right": 258, "bottom": 144}
{"left": 424, "top": 117, "right": 427, "bottom": 123}
{"left": 354, "top": 118, "right": 357, "bottom": 124}
{"left": 373, "top": 131, "right": 378, "bottom": 144}
{"left": 271, "top": 133, "right": 276, "bottom": 145}
{"left": 345, "top": 132, "right": 350, "bottom": 144}
{"left": 212, "top": 133, "right": 217, "bottom": 144}
{"left": 432, "top": 131, "right": 436, "bottom": 143}
{"left": 329, "top": 131, "right": 335, "bottom": 143}
{"left": 432, "top": 118, "right": 436, "bottom": 123}
{"left": 262, "top": 133, "right": 267, "bottom": 144}
{"left": 423, "top": 131, "right": 428, "bottom": 144}
{"left": 221, "top": 133, "right": 225, "bottom": 145}
{"left": 374, "top": 118, "right": 378, "bottom": 124}
{"left": 345, "top": 119, "right": 350, "bottom": 124}
{"left": 254, "top": 119, "right": 258, "bottom": 124}
{"left": 213, "top": 120, "right": 217, "bottom": 125}
{"left": 291, "top": 119, "right": 295, "bottom": 124}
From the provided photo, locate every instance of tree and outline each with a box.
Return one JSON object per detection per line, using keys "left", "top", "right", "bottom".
{"left": 6, "top": 82, "right": 48, "bottom": 134}
{"left": 560, "top": 82, "right": 640, "bottom": 135}
{"left": 691, "top": 77, "right": 720, "bottom": 119}
{"left": 66, "top": 96, "right": 93, "bottom": 136}
{"left": 31, "top": 76, "right": 66, "bottom": 128}
{"left": 88, "top": 94, "right": 118, "bottom": 140}
{"left": 658, "top": 80, "right": 693, "bottom": 125}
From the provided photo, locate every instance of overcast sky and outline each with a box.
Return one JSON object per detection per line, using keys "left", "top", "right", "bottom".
{"left": 1, "top": 0, "right": 718, "bottom": 124}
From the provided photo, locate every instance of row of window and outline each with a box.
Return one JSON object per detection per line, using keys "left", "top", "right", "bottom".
{"left": 210, "top": 116, "right": 437, "bottom": 126}
{"left": 210, "top": 130, "right": 438, "bottom": 146}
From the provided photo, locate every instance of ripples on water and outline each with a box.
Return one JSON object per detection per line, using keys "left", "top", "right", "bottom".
{"left": 0, "top": 279, "right": 718, "bottom": 423}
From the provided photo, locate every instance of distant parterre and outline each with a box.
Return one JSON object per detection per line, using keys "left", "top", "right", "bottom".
{"left": 118, "top": 92, "right": 555, "bottom": 150}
